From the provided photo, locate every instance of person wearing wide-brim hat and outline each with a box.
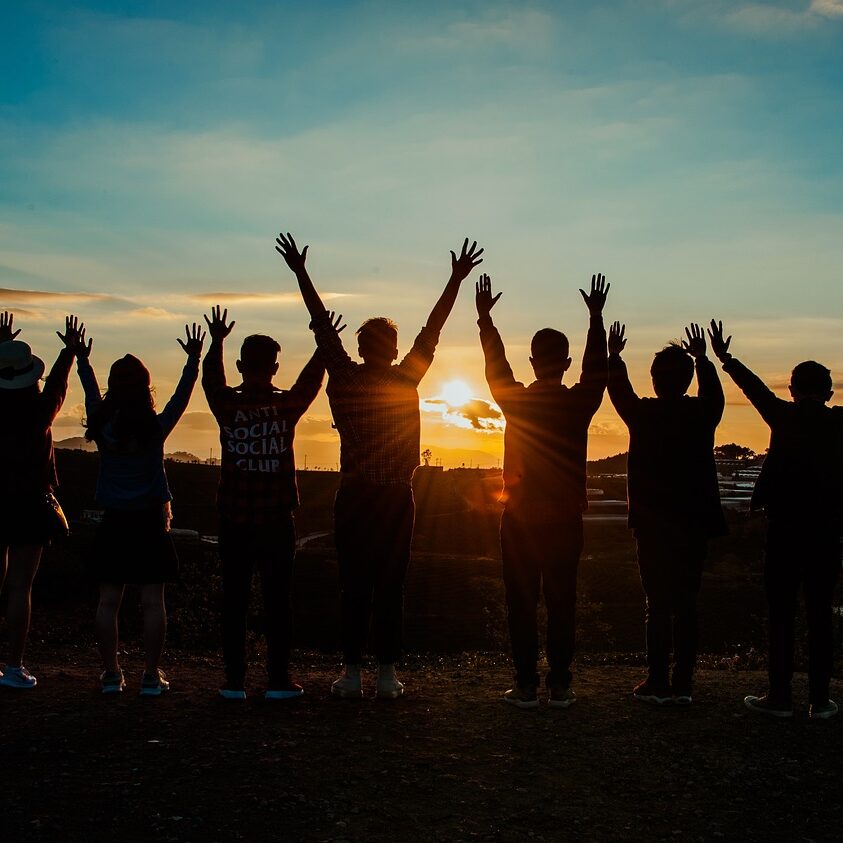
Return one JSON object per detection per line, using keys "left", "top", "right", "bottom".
{"left": 0, "top": 312, "right": 86, "bottom": 689}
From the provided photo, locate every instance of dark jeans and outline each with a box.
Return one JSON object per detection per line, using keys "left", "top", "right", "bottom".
{"left": 334, "top": 480, "right": 415, "bottom": 665}
{"left": 218, "top": 515, "right": 296, "bottom": 686}
{"left": 500, "top": 507, "right": 583, "bottom": 689}
{"left": 635, "top": 527, "right": 706, "bottom": 690}
{"left": 764, "top": 520, "right": 841, "bottom": 705}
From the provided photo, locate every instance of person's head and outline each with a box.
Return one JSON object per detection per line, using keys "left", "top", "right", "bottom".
{"left": 650, "top": 343, "right": 694, "bottom": 398}
{"left": 530, "top": 328, "right": 571, "bottom": 381}
{"left": 789, "top": 360, "right": 833, "bottom": 403}
{"left": 237, "top": 334, "right": 280, "bottom": 385}
{"left": 0, "top": 340, "right": 45, "bottom": 395}
{"left": 357, "top": 317, "right": 398, "bottom": 367}
{"left": 86, "top": 354, "right": 158, "bottom": 445}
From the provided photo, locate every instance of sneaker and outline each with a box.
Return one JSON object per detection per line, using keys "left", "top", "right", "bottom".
{"left": 218, "top": 683, "right": 247, "bottom": 701}
{"left": 809, "top": 699, "right": 838, "bottom": 720}
{"left": 331, "top": 667, "right": 363, "bottom": 700}
{"left": 503, "top": 685, "right": 539, "bottom": 709}
{"left": 265, "top": 680, "right": 304, "bottom": 701}
{"left": 672, "top": 685, "right": 693, "bottom": 706}
{"left": 633, "top": 679, "right": 673, "bottom": 705}
{"left": 100, "top": 669, "right": 126, "bottom": 695}
{"left": 548, "top": 686, "right": 577, "bottom": 709}
{"left": 743, "top": 694, "right": 793, "bottom": 718}
{"left": 376, "top": 675, "right": 404, "bottom": 700}
{"left": 139, "top": 669, "right": 170, "bottom": 697}
{"left": 0, "top": 665, "right": 37, "bottom": 689}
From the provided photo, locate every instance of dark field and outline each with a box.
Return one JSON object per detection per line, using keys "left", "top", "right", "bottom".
{"left": 2, "top": 450, "right": 842, "bottom": 841}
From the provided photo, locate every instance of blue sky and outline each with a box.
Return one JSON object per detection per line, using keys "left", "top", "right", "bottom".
{"left": 2, "top": 1, "right": 843, "bottom": 464}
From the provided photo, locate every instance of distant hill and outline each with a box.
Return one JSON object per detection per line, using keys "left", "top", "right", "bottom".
{"left": 587, "top": 451, "right": 628, "bottom": 474}
{"left": 55, "top": 436, "right": 96, "bottom": 452}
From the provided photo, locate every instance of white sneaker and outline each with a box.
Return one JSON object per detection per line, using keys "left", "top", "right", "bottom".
{"left": 376, "top": 664, "right": 404, "bottom": 700}
{"left": 0, "top": 665, "right": 37, "bottom": 689}
{"left": 331, "top": 665, "right": 363, "bottom": 699}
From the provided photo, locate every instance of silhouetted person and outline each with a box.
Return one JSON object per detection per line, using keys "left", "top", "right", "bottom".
{"left": 77, "top": 324, "right": 205, "bottom": 696}
{"left": 0, "top": 312, "right": 81, "bottom": 689}
{"left": 608, "top": 322, "right": 726, "bottom": 706}
{"left": 276, "top": 232, "right": 483, "bottom": 699}
{"left": 711, "top": 320, "right": 841, "bottom": 720}
{"left": 475, "top": 272, "right": 608, "bottom": 708}
{"left": 202, "top": 305, "right": 337, "bottom": 701}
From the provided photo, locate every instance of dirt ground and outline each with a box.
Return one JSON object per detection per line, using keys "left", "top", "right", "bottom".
{"left": 2, "top": 650, "right": 840, "bottom": 842}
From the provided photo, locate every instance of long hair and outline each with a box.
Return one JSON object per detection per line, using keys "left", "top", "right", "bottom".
{"left": 85, "top": 354, "right": 160, "bottom": 448}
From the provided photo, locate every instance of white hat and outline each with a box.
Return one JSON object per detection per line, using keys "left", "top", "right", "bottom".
{"left": 0, "top": 340, "right": 46, "bottom": 389}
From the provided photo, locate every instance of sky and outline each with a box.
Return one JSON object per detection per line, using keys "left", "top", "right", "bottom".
{"left": 2, "top": 0, "right": 843, "bottom": 467}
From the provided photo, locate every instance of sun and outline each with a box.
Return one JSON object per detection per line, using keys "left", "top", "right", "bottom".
{"left": 441, "top": 379, "right": 473, "bottom": 408}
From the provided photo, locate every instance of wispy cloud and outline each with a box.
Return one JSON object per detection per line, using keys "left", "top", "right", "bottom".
{"left": 190, "top": 291, "right": 351, "bottom": 305}
{"left": 0, "top": 287, "right": 118, "bottom": 303}
{"left": 421, "top": 395, "right": 504, "bottom": 432}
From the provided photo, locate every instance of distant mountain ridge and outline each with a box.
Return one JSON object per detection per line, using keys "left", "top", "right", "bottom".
{"left": 55, "top": 437, "right": 199, "bottom": 463}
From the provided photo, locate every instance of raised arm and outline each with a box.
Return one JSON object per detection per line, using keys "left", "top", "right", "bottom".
{"left": 683, "top": 322, "right": 724, "bottom": 424}
{"left": 709, "top": 319, "right": 784, "bottom": 427}
{"left": 0, "top": 311, "right": 21, "bottom": 342}
{"left": 572, "top": 273, "right": 609, "bottom": 412}
{"left": 607, "top": 321, "right": 640, "bottom": 426}
{"left": 43, "top": 314, "right": 85, "bottom": 423}
{"left": 275, "top": 231, "right": 326, "bottom": 321}
{"left": 202, "top": 305, "right": 235, "bottom": 412}
{"left": 287, "top": 312, "right": 345, "bottom": 417}
{"left": 423, "top": 238, "right": 484, "bottom": 335}
{"left": 159, "top": 323, "right": 205, "bottom": 438}
{"left": 475, "top": 273, "right": 522, "bottom": 408}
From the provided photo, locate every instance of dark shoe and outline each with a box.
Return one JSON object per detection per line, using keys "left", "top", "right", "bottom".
{"left": 265, "top": 680, "right": 304, "bottom": 701}
{"left": 633, "top": 679, "right": 673, "bottom": 706}
{"left": 504, "top": 685, "right": 539, "bottom": 709}
{"left": 808, "top": 699, "right": 838, "bottom": 720}
{"left": 743, "top": 694, "right": 793, "bottom": 718}
{"left": 548, "top": 686, "right": 577, "bottom": 709}
{"left": 672, "top": 683, "right": 693, "bottom": 706}
{"left": 100, "top": 669, "right": 126, "bottom": 695}
{"left": 139, "top": 669, "right": 170, "bottom": 697}
{"left": 219, "top": 683, "right": 247, "bottom": 701}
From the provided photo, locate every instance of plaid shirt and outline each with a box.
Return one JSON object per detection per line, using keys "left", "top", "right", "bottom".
{"left": 202, "top": 343, "right": 324, "bottom": 524}
{"left": 312, "top": 312, "right": 439, "bottom": 485}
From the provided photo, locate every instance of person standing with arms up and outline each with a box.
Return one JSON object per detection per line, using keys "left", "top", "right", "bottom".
{"left": 0, "top": 312, "right": 81, "bottom": 689}
{"left": 710, "top": 320, "right": 841, "bottom": 720}
{"left": 276, "top": 232, "right": 483, "bottom": 700}
{"left": 202, "top": 305, "right": 337, "bottom": 701}
{"left": 475, "top": 272, "right": 608, "bottom": 709}
{"left": 607, "top": 322, "right": 726, "bottom": 706}
{"left": 75, "top": 323, "right": 205, "bottom": 696}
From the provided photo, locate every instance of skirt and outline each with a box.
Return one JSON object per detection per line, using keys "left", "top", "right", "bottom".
{"left": 92, "top": 504, "right": 179, "bottom": 585}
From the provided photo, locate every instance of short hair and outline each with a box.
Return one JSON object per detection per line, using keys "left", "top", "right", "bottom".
{"left": 650, "top": 342, "right": 694, "bottom": 397}
{"left": 357, "top": 317, "right": 398, "bottom": 345}
{"left": 791, "top": 360, "right": 832, "bottom": 397}
{"left": 531, "top": 328, "right": 569, "bottom": 362}
{"left": 239, "top": 334, "right": 280, "bottom": 370}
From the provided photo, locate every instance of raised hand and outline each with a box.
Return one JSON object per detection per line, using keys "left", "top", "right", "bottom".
{"left": 56, "top": 315, "right": 88, "bottom": 354}
{"left": 682, "top": 323, "right": 706, "bottom": 359}
{"left": 580, "top": 273, "right": 610, "bottom": 316}
{"left": 450, "top": 238, "right": 484, "bottom": 283}
{"left": 608, "top": 321, "right": 626, "bottom": 356}
{"left": 475, "top": 273, "right": 502, "bottom": 318}
{"left": 328, "top": 311, "right": 347, "bottom": 334}
{"left": 707, "top": 320, "right": 732, "bottom": 361}
{"left": 275, "top": 231, "right": 309, "bottom": 274}
{"left": 204, "top": 305, "right": 236, "bottom": 342}
{"left": 177, "top": 323, "right": 206, "bottom": 356}
{"left": 0, "top": 311, "right": 21, "bottom": 342}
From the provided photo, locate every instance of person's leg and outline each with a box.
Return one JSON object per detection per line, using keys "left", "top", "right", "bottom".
{"left": 542, "top": 517, "right": 583, "bottom": 691}
{"left": 96, "top": 583, "right": 126, "bottom": 673}
{"left": 256, "top": 516, "right": 297, "bottom": 689}
{"left": 371, "top": 486, "right": 414, "bottom": 666}
{"left": 764, "top": 523, "right": 800, "bottom": 705}
{"left": 501, "top": 509, "right": 542, "bottom": 689}
{"left": 335, "top": 486, "right": 374, "bottom": 667}
{"left": 0, "top": 544, "right": 8, "bottom": 594}
{"left": 219, "top": 523, "right": 254, "bottom": 688}
{"left": 636, "top": 533, "right": 672, "bottom": 689}
{"left": 671, "top": 540, "right": 706, "bottom": 695}
{"left": 4, "top": 545, "right": 43, "bottom": 667}
{"left": 803, "top": 532, "right": 841, "bottom": 706}
{"left": 140, "top": 583, "right": 167, "bottom": 675}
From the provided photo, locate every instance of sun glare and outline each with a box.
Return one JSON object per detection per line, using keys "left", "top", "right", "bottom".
{"left": 441, "top": 379, "right": 473, "bottom": 407}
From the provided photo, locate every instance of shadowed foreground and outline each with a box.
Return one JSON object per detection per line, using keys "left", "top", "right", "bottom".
{"left": 1, "top": 652, "right": 840, "bottom": 842}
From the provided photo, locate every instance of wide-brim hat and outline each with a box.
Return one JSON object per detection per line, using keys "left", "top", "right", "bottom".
{"left": 0, "top": 340, "right": 46, "bottom": 389}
